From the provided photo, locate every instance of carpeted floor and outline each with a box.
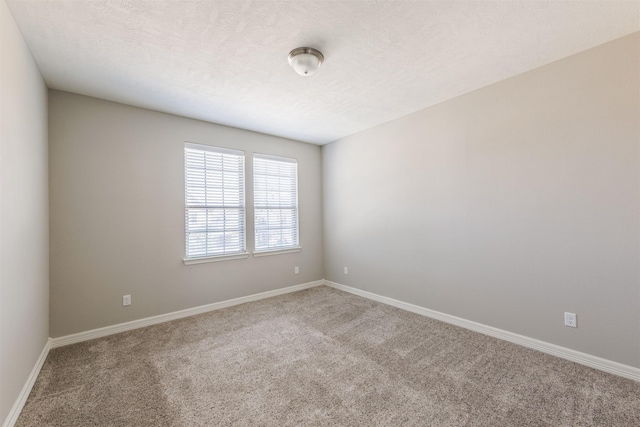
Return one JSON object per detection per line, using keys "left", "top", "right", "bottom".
{"left": 17, "top": 286, "right": 640, "bottom": 426}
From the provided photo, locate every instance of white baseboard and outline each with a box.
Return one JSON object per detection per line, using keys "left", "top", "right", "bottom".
{"left": 51, "top": 280, "right": 324, "bottom": 348}
{"left": 324, "top": 280, "right": 640, "bottom": 382}
{"left": 2, "top": 338, "right": 51, "bottom": 427}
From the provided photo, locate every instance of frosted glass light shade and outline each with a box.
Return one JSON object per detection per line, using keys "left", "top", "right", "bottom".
{"left": 288, "top": 47, "right": 324, "bottom": 76}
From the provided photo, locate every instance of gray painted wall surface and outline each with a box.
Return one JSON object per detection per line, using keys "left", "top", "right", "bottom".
{"left": 322, "top": 33, "right": 640, "bottom": 367}
{"left": 49, "top": 91, "right": 323, "bottom": 338}
{"left": 0, "top": 0, "right": 50, "bottom": 421}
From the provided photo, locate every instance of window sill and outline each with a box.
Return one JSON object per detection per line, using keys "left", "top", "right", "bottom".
{"left": 253, "top": 247, "right": 302, "bottom": 257}
{"left": 183, "top": 252, "right": 249, "bottom": 265}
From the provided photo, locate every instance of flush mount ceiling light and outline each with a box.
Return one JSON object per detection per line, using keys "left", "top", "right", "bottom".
{"left": 288, "top": 47, "right": 324, "bottom": 76}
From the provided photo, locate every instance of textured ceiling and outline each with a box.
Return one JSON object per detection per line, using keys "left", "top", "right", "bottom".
{"left": 6, "top": 1, "right": 640, "bottom": 145}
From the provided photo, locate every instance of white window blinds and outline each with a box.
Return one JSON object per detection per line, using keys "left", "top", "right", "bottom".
{"left": 184, "top": 143, "right": 245, "bottom": 258}
{"left": 253, "top": 154, "right": 299, "bottom": 252}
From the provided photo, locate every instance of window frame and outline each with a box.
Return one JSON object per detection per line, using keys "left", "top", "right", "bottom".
{"left": 252, "top": 153, "right": 300, "bottom": 255}
{"left": 183, "top": 142, "right": 248, "bottom": 265}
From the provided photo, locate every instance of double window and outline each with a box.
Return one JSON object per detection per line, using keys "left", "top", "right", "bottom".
{"left": 184, "top": 143, "right": 298, "bottom": 262}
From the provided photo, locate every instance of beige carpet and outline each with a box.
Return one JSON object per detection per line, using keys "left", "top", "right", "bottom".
{"left": 17, "top": 286, "right": 640, "bottom": 426}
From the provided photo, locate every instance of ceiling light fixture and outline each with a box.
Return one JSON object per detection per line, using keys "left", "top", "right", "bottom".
{"left": 288, "top": 47, "right": 324, "bottom": 76}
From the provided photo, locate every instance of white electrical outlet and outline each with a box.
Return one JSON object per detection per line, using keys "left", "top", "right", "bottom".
{"left": 123, "top": 295, "right": 131, "bottom": 306}
{"left": 344, "top": 267, "right": 349, "bottom": 275}
{"left": 564, "top": 312, "right": 577, "bottom": 328}
{"left": 294, "top": 266, "right": 299, "bottom": 274}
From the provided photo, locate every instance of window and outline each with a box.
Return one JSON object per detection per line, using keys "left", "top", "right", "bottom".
{"left": 184, "top": 143, "right": 246, "bottom": 260}
{"left": 253, "top": 154, "right": 299, "bottom": 252}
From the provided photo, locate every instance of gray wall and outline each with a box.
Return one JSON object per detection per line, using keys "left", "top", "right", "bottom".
{"left": 0, "top": 0, "right": 49, "bottom": 421}
{"left": 49, "top": 91, "right": 323, "bottom": 338}
{"left": 323, "top": 33, "right": 640, "bottom": 367}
